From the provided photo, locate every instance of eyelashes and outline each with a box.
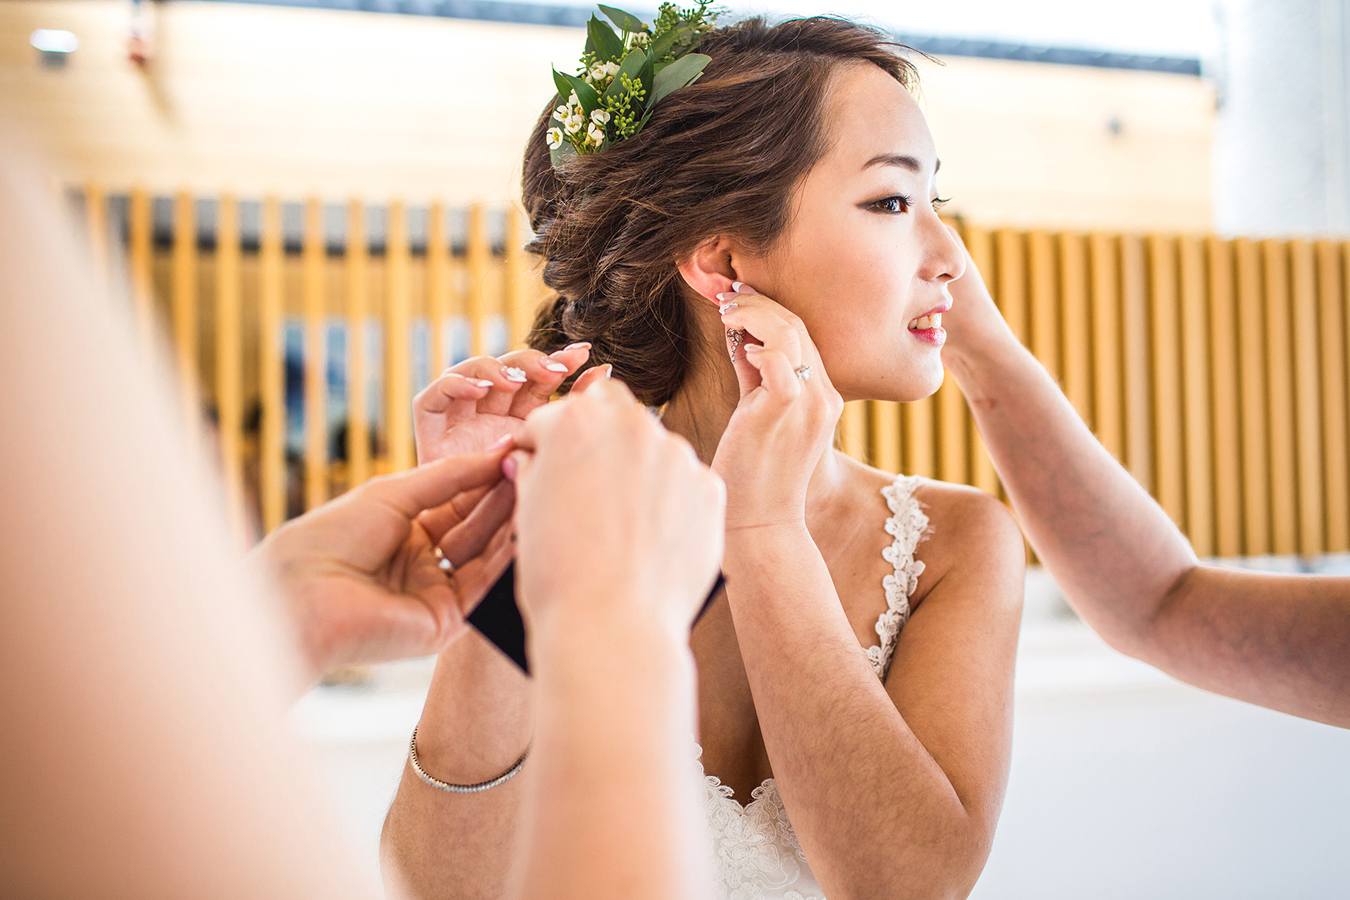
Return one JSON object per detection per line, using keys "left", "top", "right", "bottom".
{"left": 868, "top": 195, "right": 953, "bottom": 214}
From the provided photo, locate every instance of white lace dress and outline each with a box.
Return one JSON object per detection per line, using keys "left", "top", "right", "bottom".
{"left": 698, "top": 473, "right": 929, "bottom": 900}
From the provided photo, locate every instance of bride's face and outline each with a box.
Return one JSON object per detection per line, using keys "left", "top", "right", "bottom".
{"left": 735, "top": 62, "right": 965, "bottom": 403}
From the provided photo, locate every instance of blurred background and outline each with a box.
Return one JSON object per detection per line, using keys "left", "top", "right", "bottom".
{"left": 3, "top": 0, "right": 1349, "bottom": 896}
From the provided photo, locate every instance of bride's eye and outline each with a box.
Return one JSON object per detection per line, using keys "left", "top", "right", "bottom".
{"left": 932, "top": 196, "right": 952, "bottom": 211}
{"left": 869, "top": 194, "right": 912, "bottom": 214}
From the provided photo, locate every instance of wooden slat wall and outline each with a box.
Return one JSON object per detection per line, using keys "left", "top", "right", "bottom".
{"left": 88, "top": 186, "right": 1350, "bottom": 559}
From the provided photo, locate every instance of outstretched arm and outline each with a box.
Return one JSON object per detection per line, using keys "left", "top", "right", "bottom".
{"left": 942, "top": 237, "right": 1350, "bottom": 727}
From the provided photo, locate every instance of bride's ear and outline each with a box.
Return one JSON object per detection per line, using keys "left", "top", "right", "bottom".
{"left": 677, "top": 236, "right": 739, "bottom": 306}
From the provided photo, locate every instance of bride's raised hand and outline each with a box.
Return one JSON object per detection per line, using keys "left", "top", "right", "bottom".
{"left": 413, "top": 343, "right": 602, "bottom": 463}
{"left": 712, "top": 284, "right": 844, "bottom": 530}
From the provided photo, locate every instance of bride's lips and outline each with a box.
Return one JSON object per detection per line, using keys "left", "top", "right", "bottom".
{"left": 906, "top": 302, "right": 951, "bottom": 347}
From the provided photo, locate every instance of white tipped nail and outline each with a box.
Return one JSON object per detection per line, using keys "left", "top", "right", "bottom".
{"left": 732, "top": 281, "right": 746, "bottom": 293}
{"left": 562, "top": 341, "right": 592, "bottom": 351}
{"left": 472, "top": 378, "right": 495, "bottom": 388}
{"left": 544, "top": 361, "right": 569, "bottom": 372}
{"left": 718, "top": 301, "right": 738, "bottom": 314}
{"left": 503, "top": 366, "right": 528, "bottom": 382}
{"left": 601, "top": 363, "right": 613, "bottom": 378}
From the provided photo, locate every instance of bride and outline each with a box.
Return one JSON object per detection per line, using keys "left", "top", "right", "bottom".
{"left": 383, "top": 13, "right": 1025, "bottom": 900}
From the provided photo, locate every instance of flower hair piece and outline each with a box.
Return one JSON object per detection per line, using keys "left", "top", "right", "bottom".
{"left": 546, "top": 2, "right": 719, "bottom": 166}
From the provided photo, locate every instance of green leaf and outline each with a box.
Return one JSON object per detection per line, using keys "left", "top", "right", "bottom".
{"left": 552, "top": 68, "right": 576, "bottom": 103}
{"left": 558, "top": 70, "right": 602, "bottom": 115}
{"left": 647, "top": 52, "right": 709, "bottom": 110}
{"left": 598, "top": 4, "right": 646, "bottom": 34}
{"left": 586, "top": 15, "right": 624, "bottom": 63}
{"left": 603, "top": 47, "right": 650, "bottom": 100}
{"left": 648, "top": 23, "right": 686, "bottom": 60}
{"left": 550, "top": 140, "right": 578, "bottom": 168}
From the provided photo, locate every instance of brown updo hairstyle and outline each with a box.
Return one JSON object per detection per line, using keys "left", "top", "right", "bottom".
{"left": 523, "top": 17, "right": 918, "bottom": 406}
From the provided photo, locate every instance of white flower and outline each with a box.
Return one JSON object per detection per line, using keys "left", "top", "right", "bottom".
{"left": 554, "top": 104, "right": 569, "bottom": 120}
{"left": 565, "top": 113, "right": 584, "bottom": 134}
{"left": 546, "top": 127, "right": 564, "bottom": 150}
{"left": 590, "top": 108, "right": 611, "bottom": 125}
{"left": 589, "top": 60, "right": 620, "bottom": 81}
{"left": 587, "top": 122, "right": 606, "bottom": 144}
{"left": 568, "top": 90, "right": 580, "bottom": 107}
{"left": 603, "top": 61, "right": 620, "bottom": 77}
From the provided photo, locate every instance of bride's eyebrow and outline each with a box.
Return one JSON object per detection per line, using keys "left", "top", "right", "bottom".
{"left": 861, "top": 154, "right": 941, "bottom": 175}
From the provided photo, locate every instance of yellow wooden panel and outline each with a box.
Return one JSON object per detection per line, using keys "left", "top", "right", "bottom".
{"left": 467, "top": 204, "right": 489, "bottom": 357}
{"left": 1290, "top": 240, "right": 1324, "bottom": 556}
{"left": 1262, "top": 240, "right": 1298, "bottom": 555}
{"left": 127, "top": 186, "right": 155, "bottom": 349}
{"left": 963, "top": 225, "right": 1001, "bottom": 497}
{"left": 1178, "top": 236, "right": 1212, "bottom": 556}
{"left": 1088, "top": 233, "right": 1123, "bottom": 461}
{"left": 995, "top": 229, "right": 1028, "bottom": 343}
{"left": 1028, "top": 230, "right": 1060, "bottom": 379}
{"left": 1317, "top": 241, "right": 1349, "bottom": 552}
{"left": 1206, "top": 237, "right": 1243, "bottom": 558}
{"left": 303, "top": 198, "right": 328, "bottom": 511}
{"left": 427, "top": 201, "right": 451, "bottom": 374}
{"left": 1234, "top": 239, "right": 1270, "bottom": 554}
{"left": 386, "top": 201, "right": 414, "bottom": 472}
{"left": 1059, "top": 232, "right": 1092, "bottom": 425}
{"left": 347, "top": 200, "right": 371, "bottom": 488}
{"left": 869, "top": 400, "right": 902, "bottom": 475}
{"left": 1120, "top": 234, "right": 1152, "bottom": 492}
{"left": 505, "top": 206, "right": 532, "bottom": 350}
{"left": 83, "top": 183, "right": 108, "bottom": 290}
{"left": 903, "top": 397, "right": 936, "bottom": 479}
{"left": 259, "top": 197, "right": 286, "bottom": 532}
{"left": 171, "top": 191, "right": 199, "bottom": 425}
{"left": 1148, "top": 235, "right": 1185, "bottom": 529}
{"left": 215, "top": 194, "right": 246, "bottom": 542}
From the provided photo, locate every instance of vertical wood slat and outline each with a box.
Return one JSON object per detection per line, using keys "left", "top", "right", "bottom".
{"left": 303, "top": 198, "right": 328, "bottom": 511}
{"left": 215, "top": 194, "right": 246, "bottom": 542}
{"left": 1207, "top": 237, "right": 1244, "bottom": 558}
{"left": 347, "top": 200, "right": 371, "bottom": 488}
{"left": 1290, "top": 240, "right": 1325, "bottom": 555}
{"left": 839, "top": 401, "right": 869, "bottom": 463}
{"left": 1089, "top": 233, "right": 1124, "bottom": 461}
{"left": 467, "top": 204, "right": 489, "bottom": 357}
{"left": 936, "top": 376, "right": 968, "bottom": 484}
{"left": 127, "top": 187, "right": 155, "bottom": 348}
{"left": 995, "top": 229, "right": 1028, "bottom": 343}
{"left": 505, "top": 206, "right": 531, "bottom": 350}
{"left": 1262, "top": 240, "right": 1298, "bottom": 555}
{"left": 965, "top": 225, "right": 1000, "bottom": 496}
{"left": 1120, "top": 235, "right": 1152, "bottom": 493}
{"left": 171, "top": 191, "right": 199, "bottom": 425}
{"left": 1235, "top": 239, "right": 1270, "bottom": 554}
{"left": 84, "top": 183, "right": 108, "bottom": 288}
{"left": 1028, "top": 230, "right": 1060, "bottom": 380}
{"left": 1178, "top": 236, "right": 1213, "bottom": 556}
{"left": 259, "top": 197, "right": 286, "bottom": 532}
{"left": 1060, "top": 232, "right": 1092, "bottom": 425}
{"left": 869, "top": 400, "right": 902, "bottom": 474}
{"left": 1149, "top": 235, "right": 1185, "bottom": 529}
{"left": 427, "top": 201, "right": 451, "bottom": 374}
{"left": 1318, "top": 241, "right": 1349, "bottom": 553}
{"left": 386, "top": 201, "right": 414, "bottom": 473}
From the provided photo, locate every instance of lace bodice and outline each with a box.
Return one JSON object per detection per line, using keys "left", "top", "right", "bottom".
{"left": 699, "top": 473, "right": 928, "bottom": 900}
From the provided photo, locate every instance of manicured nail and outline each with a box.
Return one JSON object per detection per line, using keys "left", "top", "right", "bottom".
{"left": 718, "top": 301, "right": 738, "bottom": 315}
{"left": 544, "top": 361, "right": 569, "bottom": 373}
{"left": 716, "top": 292, "right": 734, "bottom": 302}
{"left": 503, "top": 366, "right": 527, "bottom": 382}
{"left": 501, "top": 455, "right": 518, "bottom": 481}
{"left": 601, "top": 363, "right": 613, "bottom": 378}
{"left": 732, "top": 281, "right": 753, "bottom": 294}
{"left": 472, "top": 378, "right": 495, "bottom": 388}
{"left": 744, "top": 343, "right": 763, "bottom": 353}
{"left": 562, "top": 341, "right": 592, "bottom": 352}
{"left": 487, "top": 433, "right": 513, "bottom": 451}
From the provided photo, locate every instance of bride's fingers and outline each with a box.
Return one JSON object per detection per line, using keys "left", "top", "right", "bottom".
{"left": 718, "top": 302, "right": 805, "bottom": 370}
{"left": 725, "top": 327, "right": 763, "bottom": 397}
{"left": 503, "top": 344, "right": 592, "bottom": 418}
{"left": 413, "top": 370, "right": 494, "bottom": 418}
{"left": 570, "top": 362, "right": 613, "bottom": 394}
{"left": 742, "top": 344, "right": 803, "bottom": 407}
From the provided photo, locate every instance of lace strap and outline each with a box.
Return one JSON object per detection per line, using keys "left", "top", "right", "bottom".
{"left": 865, "top": 473, "right": 929, "bottom": 679}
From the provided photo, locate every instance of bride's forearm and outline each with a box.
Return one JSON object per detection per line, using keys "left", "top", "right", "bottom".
{"left": 722, "top": 529, "right": 984, "bottom": 899}
{"left": 381, "top": 634, "right": 531, "bottom": 900}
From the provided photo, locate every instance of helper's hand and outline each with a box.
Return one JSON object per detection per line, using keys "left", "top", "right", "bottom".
{"left": 413, "top": 346, "right": 603, "bottom": 464}
{"left": 938, "top": 226, "right": 1017, "bottom": 369}
{"left": 249, "top": 450, "right": 516, "bottom": 685}
{"left": 711, "top": 283, "right": 844, "bottom": 530}
{"left": 506, "top": 379, "right": 726, "bottom": 644}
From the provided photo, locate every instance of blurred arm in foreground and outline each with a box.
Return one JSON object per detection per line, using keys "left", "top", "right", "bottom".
{"left": 0, "top": 141, "right": 718, "bottom": 899}
{"left": 941, "top": 233, "right": 1350, "bottom": 728}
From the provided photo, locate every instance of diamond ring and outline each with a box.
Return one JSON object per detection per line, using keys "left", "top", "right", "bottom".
{"left": 794, "top": 365, "right": 813, "bottom": 382}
